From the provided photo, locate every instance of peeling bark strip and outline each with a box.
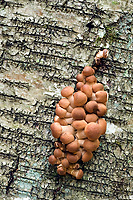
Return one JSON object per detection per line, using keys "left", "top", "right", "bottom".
{"left": 49, "top": 49, "right": 108, "bottom": 179}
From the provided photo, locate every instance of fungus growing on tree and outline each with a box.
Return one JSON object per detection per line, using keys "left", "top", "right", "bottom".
{"left": 48, "top": 49, "right": 109, "bottom": 179}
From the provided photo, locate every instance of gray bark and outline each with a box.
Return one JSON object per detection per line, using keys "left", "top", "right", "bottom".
{"left": 0, "top": 0, "right": 132, "bottom": 199}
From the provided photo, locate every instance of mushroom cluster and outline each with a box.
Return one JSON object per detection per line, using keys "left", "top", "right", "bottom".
{"left": 48, "top": 49, "right": 108, "bottom": 179}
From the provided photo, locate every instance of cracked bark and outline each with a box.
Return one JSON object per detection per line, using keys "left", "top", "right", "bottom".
{"left": 0, "top": 0, "right": 132, "bottom": 200}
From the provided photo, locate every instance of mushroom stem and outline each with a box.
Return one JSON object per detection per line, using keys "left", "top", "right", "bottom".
{"left": 66, "top": 168, "right": 84, "bottom": 179}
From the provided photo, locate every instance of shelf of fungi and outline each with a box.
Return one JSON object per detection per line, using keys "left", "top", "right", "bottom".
{"left": 48, "top": 49, "right": 109, "bottom": 179}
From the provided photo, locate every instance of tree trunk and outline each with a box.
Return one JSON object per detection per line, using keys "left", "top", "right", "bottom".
{"left": 0, "top": 0, "right": 132, "bottom": 199}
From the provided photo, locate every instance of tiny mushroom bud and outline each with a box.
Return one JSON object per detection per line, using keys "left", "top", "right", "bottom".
{"left": 74, "top": 91, "right": 87, "bottom": 106}
{"left": 59, "top": 98, "right": 70, "bottom": 109}
{"left": 54, "top": 141, "right": 65, "bottom": 151}
{"left": 67, "top": 168, "right": 84, "bottom": 179}
{"left": 97, "top": 118, "right": 107, "bottom": 135}
{"left": 60, "top": 132, "right": 75, "bottom": 144}
{"left": 97, "top": 103, "right": 107, "bottom": 117}
{"left": 84, "top": 101, "right": 98, "bottom": 113}
{"left": 85, "top": 113, "right": 98, "bottom": 123}
{"left": 61, "top": 86, "right": 74, "bottom": 98}
{"left": 72, "top": 107, "right": 86, "bottom": 120}
{"left": 81, "top": 84, "right": 92, "bottom": 98}
{"left": 92, "top": 83, "right": 104, "bottom": 93}
{"left": 84, "top": 122, "right": 101, "bottom": 141}
{"left": 72, "top": 120, "right": 87, "bottom": 130}
{"left": 95, "top": 91, "right": 107, "bottom": 103}
{"left": 82, "top": 151, "right": 93, "bottom": 162}
{"left": 66, "top": 140, "right": 80, "bottom": 153}
{"left": 83, "top": 66, "right": 95, "bottom": 76}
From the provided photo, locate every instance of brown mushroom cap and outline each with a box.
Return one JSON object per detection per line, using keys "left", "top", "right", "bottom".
{"left": 57, "top": 167, "right": 66, "bottom": 175}
{"left": 83, "top": 66, "right": 95, "bottom": 76}
{"left": 74, "top": 91, "right": 87, "bottom": 106}
{"left": 85, "top": 113, "right": 98, "bottom": 123}
{"left": 66, "top": 140, "right": 80, "bottom": 153}
{"left": 76, "top": 82, "right": 84, "bottom": 90}
{"left": 76, "top": 74, "right": 84, "bottom": 82}
{"left": 55, "top": 104, "right": 67, "bottom": 118}
{"left": 83, "top": 139, "right": 100, "bottom": 152}
{"left": 72, "top": 107, "right": 86, "bottom": 120}
{"left": 86, "top": 75, "right": 97, "bottom": 84}
{"left": 50, "top": 122, "right": 62, "bottom": 138}
{"left": 59, "top": 98, "right": 70, "bottom": 108}
{"left": 72, "top": 120, "right": 87, "bottom": 130}
{"left": 54, "top": 149, "right": 64, "bottom": 158}
{"left": 97, "top": 103, "right": 107, "bottom": 117}
{"left": 60, "top": 132, "right": 74, "bottom": 144}
{"left": 61, "top": 158, "right": 69, "bottom": 168}
{"left": 84, "top": 101, "right": 98, "bottom": 113}
{"left": 82, "top": 151, "right": 93, "bottom": 162}
{"left": 103, "top": 49, "right": 109, "bottom": 58}
{"left": 84, "top": 122, "right": 100, "bottom": 141}
{"left": 67, "top": 153, "right": 80, "bottom": 163}
{"left": 92, "top": 83, "right": 104, "bottom": 93}
{"left": 81, "top": 84, "right": 92, "bottom": 98}
{"left": 95, "top": 91, "right": 107, "bottom": 103}
{"left": 61, "top": 86, "right": 74, "bottom": 98}
{"left": 97, "top": 118, "right": 107, "bottom": 135}
{"left": 48, "top": 155, "right": 57, "bottom": 165}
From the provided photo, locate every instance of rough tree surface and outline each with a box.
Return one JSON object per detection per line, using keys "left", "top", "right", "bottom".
{"left": 0, "top": 0, "right": 132, "bottom": 200}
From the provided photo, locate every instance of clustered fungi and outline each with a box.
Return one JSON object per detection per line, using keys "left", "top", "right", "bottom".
{"left": 48, "top": 49, "right": 109, "bottom": 179}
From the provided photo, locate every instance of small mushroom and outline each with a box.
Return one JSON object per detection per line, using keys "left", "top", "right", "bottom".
{"left": 72, "top": 120, "right": 87, "bottom": 130}
{"left": 57, "top": 166, "right": 66, "bottom": 175}
{"left": 76, "top": 73, "right": 85, "bottom": 82}
{"left": 61, "top": 86, "right": 74, "bottom": 98}
{"left": 97, "top": 118, "right": 107, "bottom": 135}
{"left": 48, "top": 155, "right": 57, "bottom": 165}
{"left": 60, "top": 132, "right": 75, "bottom": 144}
{"left": 59, "top": 98, "right": 70, "bottom": 109}
{"left": 85, "top": 113, "right": 98, "bottom": 123}
{"left": 84, "top": 101, "right": 98, "bottom": 113}
{"left": 54, "top": 149, "right": 65, "bottom": 158}
{"left": 92, "top": 83, "right": 104, "bottom": 93}
{"left": 66, "top": 140, "right": 80, "bottom": 153}
{"left": 84, "top": 122, "right": 101, "bottom": 141}
{"left": 54, "top": 115, "right": 73, "bottom": 126}
{"left": 54, "top": 141, "right": 65, "bottom": 151}
{"left": 83, "top": 66, "right": 95, "bottom": 76}
{"left": 76, "top": 82, "right": 84, "bottom": 90}
{"left": 66, "top": 151, "right": 81, "bottom": 163}
{"left": 66, "top": 168, "right": 84, "bottom": 179}
{"left": 86, "top": 75, "right": 97, "bottom": 86}
{"left": 74, "top": 91, "right": 87, "bottom": 106}
{"left": 56, "top": 104, "right": 72, "bottom": 118}
{"left": 95, "top": 91, "right": 107, "bottom": 103}
{"left": 78, "top": 139, "right": 100, "bottom": 152}
{"left": 50, "top": 122, "right": 74, "bottom": 138}
{"left": 72, "top": 107, "right": 86, "bottom": 120}
{"left": 81, "top": 151, "right": 93, "bottom": 162}
{"left": 61, "top": 158, "right": 70, "bottom": 168}
{"left": 81, "top": 84, "right": 92, "bottom": 98}
{"left": 97, "top": 103, "right": 107, "bottom": 117}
